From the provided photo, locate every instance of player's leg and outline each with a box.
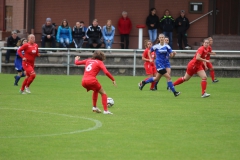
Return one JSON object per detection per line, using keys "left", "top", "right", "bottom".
{"left": 166, "top": 67, "right": 171, "bottom": 91}
{"left": 98, "top": 88, "right": 113, "bottom": 114}
{"left": 138, "top": 73, "right": 161, "bottom": 90}
{"left": 92, "top": 90, "right": 102, "bottom": 113}
{"left": 207, "top": 62, "right": 218, "bottom": 83}
{"left": 197, "top": 70, "right": 210, "bottom": 98}
{"left": 162, "top": 70, "right": 180, "bottom": 97}
{"left": 14, "top": 71, "right": 22, "bottom": 86}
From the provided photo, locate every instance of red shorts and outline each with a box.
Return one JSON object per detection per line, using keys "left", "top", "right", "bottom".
{"left": 186, "top": 61, "right": 204, "bottom": 76}
{"left": 144, "top": 63, "right": 157, "bottom": 75}
{"left": 82, "top": 79, "right": 101, "bottom": 92}
{"left": 22, "top": 62, "right": 35, "bottom": 76}
{"left": 202, "top": 62, "right": 213, "bottom": 70}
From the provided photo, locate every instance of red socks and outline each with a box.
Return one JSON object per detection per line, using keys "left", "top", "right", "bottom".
{"left": 201, "top": 79, "right": 207, "bottom": 95}
{"left": 92, "top": 91, "right": 98, "bottom": 107}
{"left": 210, "top": 70, "right": 215, "bottom": 81}
{"left": 174, "top": 77, "right": 185, "bottom": 86}
{"left": 21, "top": 77, "right": 28, "bottom": 91}
{"left": 101, "top": 94, "right": 108, "bottom": 111}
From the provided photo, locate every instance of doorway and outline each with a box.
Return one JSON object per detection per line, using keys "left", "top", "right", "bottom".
{"left": 5, "top": 6, "right": 12, "bottom": 31}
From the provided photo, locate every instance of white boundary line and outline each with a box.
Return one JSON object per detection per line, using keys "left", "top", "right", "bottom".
{"left": 0, "top": 108, "right": 102, "bottom": 139}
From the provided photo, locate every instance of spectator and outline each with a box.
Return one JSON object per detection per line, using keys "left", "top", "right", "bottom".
{"left": 56, "top": 19, "right": 72, "bottom": 48}
{"left": 159, "top": 9, "right": 175, "bottom": 48}
{"left": 175, "top": 10, "right": 191, "bottom": 49}
{"left": 86, "top": 19, "right": 102, "bottom": 49}
{"left": 72, "top": 21, "right": 87, "bottom": 50}
{"left": 146, "top": 8, "right": 159, "bottom": 43}
{"left": 41, "top": 18, "right": 56, "bottom": 50}
{"left": 118, "top": 11, "right": 132, "bottom": 49}
{"left": 102, "top": 20, "right": 115, "bottom": 49}
{"left": 5, "top": 30, "right": 20, "bottom": 63}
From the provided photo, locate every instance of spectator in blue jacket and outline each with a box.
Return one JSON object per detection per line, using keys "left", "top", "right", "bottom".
{"left": 72, "top": 21, "right": 87, "bottom": 49}
{"left": 159, "top": 9, "right": 175, "bottom": 48}
{"left": 56, "top": 19, "right": 72, "bottom": 48}
{"left": 102, "top": 20, "right": 115, "bottom": 49}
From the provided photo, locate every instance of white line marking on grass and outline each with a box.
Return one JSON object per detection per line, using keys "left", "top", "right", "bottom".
{"left": 0, "top": 108, "right": 102, "bottom": 139}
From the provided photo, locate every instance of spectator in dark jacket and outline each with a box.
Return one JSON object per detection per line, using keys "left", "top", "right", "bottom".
{"left": 41, "top": 18, "right": 56, "bottom": 49}
{"left": 146, "top": 8, "right": 159, "bottom": 43}
{"left": 5, "top": 30, "right": 20, "bottom": 63}
{"left": 72, "top": 21, "right": 87, "bottom": 49}
{"left": 86, "top": 19, "right": 102, "bottom": 49}
{"left": 175, "top": 10, "right": 191, "bottom": 49}
{"left": 159, "top": 9, "right": 175, "bottom": 48}
{"left": 118, "top": 11, "right": 132, "bottom": 49}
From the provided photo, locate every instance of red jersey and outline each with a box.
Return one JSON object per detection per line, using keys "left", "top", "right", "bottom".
{"left": 18, "top": 42, "right": 39, "bottom": 65}
{"left": 75, "top": 59, "right": 114, "bottom": 81}
{"left": 190, "top": 46, "right": 208, "bottom": 67}
{"left": 206, "top": 45, "right": 212, "bottom": 60}
{"left": 142, "top": 48, "right": 155, "bottom": 65}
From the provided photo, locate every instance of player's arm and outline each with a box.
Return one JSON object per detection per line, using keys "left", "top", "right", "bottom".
{"left": 142, "top": 51, "right": 150, "bottom": 62}
{"left": 17, "top": 44, "right": 27, "bottom": 61}
{"left": 169, "top": 51, "right": 176, "bottom": 58}
{"left": 196, "top": 53, "right": 209, "bottom": 63}
{"left": 74, "top": 56, "right": 87, "bottom": 65}
{"left": 148, "top": 50, "right": 153, "bottom": 63}
{"left": 208, "top": 51, "right": 216, "bottom": 55}
{"left": 100, "top": 62, "right": 116, "bottom": 86}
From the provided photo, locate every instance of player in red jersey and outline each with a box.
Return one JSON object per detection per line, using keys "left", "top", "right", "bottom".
{"left": 173, "top": 38, "right": 211, "bottom": 98}
{"left": 203, "top": 37, "right": 219, "bottom": 83}
{"left": 17, "top": 34, "right": 40, "bottom": 94}
{"left": 75, "top": 51, "right": 116, "bottom": 114}
{"left": 142, "top": 39, "right": 157, "bottom": 90}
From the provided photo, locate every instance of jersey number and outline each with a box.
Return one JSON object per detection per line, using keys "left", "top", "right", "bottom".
{"left": 86, "top": 63, "right": 93, "bottom": 71}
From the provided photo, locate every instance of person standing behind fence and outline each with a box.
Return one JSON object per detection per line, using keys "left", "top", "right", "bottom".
{"left": 41, "top": 18, "right": 56, "bottom": 50}
{"left": 5, "top": 30, "right": 20, "bottom": 63}
{"left": 118, "top": 11, "right": 132, "bottom": 49}
{"left": 56, "top": 19, "right": 72, "bottom": 48}
{"left": 72, "top": 21, "right": 87, "bottom": 51}
{"left": 102, "top": 20, "right": 115, "bottom": 49}
{"left": 175, "top": 10, "right": 191, "bottom": 50}
{"left": 146, "top": 8, "right": 159, "bottom": 43}
{"left": 86, "top": 19, "right": 102, "bottom": 50}
{"left": 159, "top": 9, "right": 175, "bottom": 48}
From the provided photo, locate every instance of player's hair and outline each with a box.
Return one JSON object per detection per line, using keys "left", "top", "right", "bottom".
{"left": 92, "top": 50, "right": 106, "bottom": 61}
{"left": 203, "top": 38, "right": 209, "bottom": 42}
{"left": 17, "top": 38, "right": 27, "bottom": 47}
{"left": 164, "top": 36, "right": 169, "bottom": 40}
{"left": 144, "top": 39, "right": 152, "bottom": 48}
{"left": 208, "top": 37, "right": 213, "bottom": 40}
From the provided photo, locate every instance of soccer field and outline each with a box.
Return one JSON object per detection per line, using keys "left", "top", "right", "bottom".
{"left": 0, "top": 74, "right": 240, "bottom": 160}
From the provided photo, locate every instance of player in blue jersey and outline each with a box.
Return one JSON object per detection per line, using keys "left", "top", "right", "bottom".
{"left": 14, "top": 38, "right": 27, "bottom": 86}
{"left": 138, "top": 33, "right": 180, "bottom": 97}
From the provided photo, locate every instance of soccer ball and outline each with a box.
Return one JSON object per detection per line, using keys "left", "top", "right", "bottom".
{"left": 107, "top": 97, "right": 114, "bottom": 107}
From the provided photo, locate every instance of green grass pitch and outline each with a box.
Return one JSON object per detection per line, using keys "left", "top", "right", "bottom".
{"left": 0, "top": 74, "right": 240, "bottom": 160}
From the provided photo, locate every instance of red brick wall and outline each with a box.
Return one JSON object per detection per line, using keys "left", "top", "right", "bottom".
{"left": 32, "top": 0, "right": 210, "bottom": 49}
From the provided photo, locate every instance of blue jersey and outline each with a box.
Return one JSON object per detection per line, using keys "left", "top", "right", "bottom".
{"left": 150, "top": 43, "right": 172, "bottom": 70}
{"left": 14, "top": 47, "right": 24, "bottom": 71}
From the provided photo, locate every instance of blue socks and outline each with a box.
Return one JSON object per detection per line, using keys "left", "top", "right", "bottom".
{"left": 167, "top": 81, "right": 176, "bottom": 92}
{"left": 145, "top": 77, "right": 154, "bottom": 84}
